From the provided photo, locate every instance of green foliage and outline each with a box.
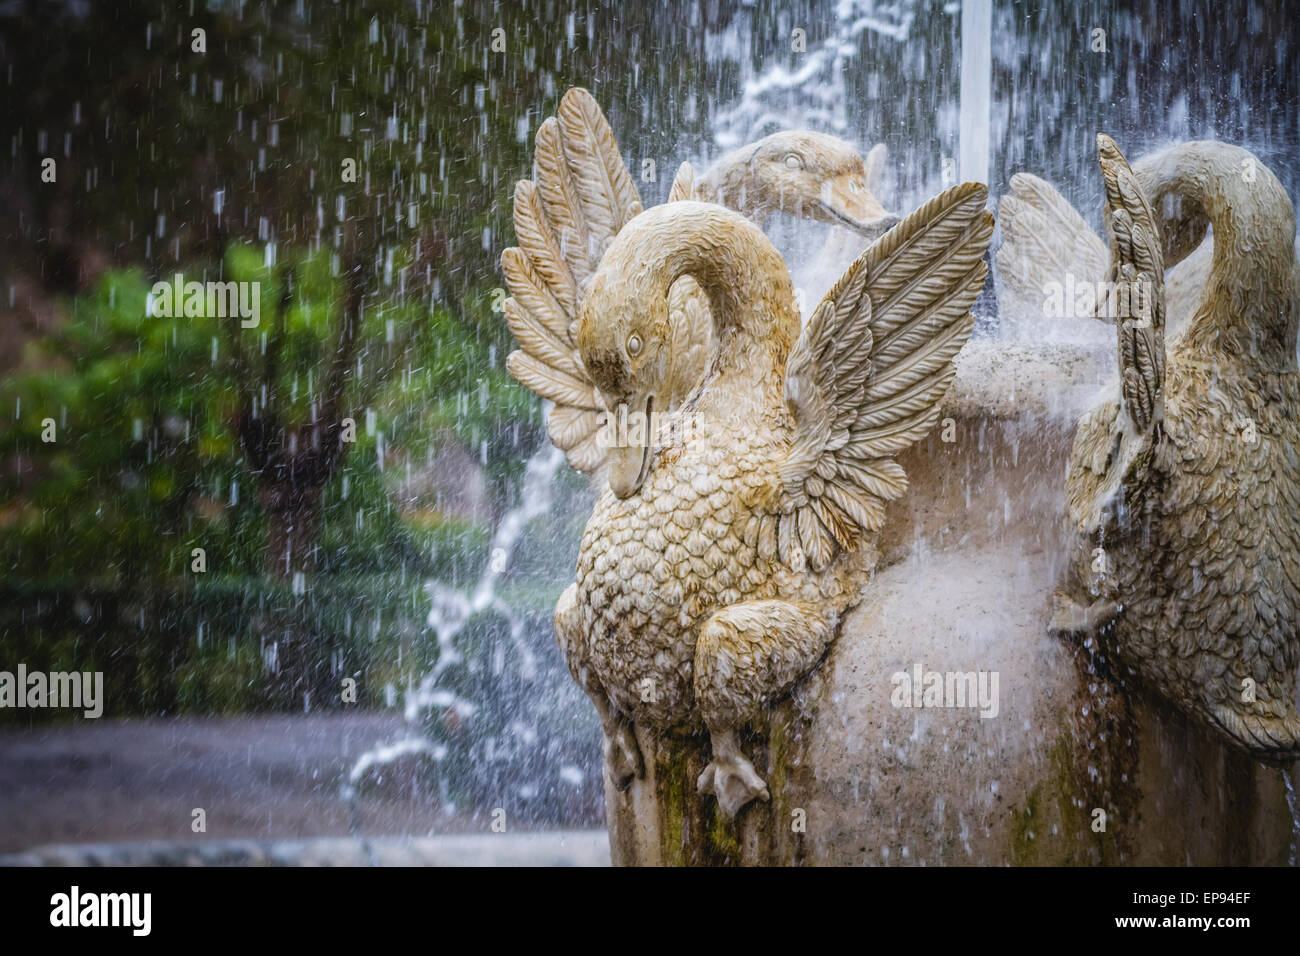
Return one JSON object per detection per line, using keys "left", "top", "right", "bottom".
{"left": 0, "top": 270, "right": 227, "bottom": 580}
{"left": 0, "top": 250, "right": 535, "bottom": 714}
{"left": 1, "top": 255, "right": 520, "bottom": 571}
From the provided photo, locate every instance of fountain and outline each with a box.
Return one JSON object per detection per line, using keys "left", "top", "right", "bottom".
{"left": 345, "top": 441, "right": 605, "bottom": 827}
{"left": 497, "top": 3, "right": 1299, "bottom": 866}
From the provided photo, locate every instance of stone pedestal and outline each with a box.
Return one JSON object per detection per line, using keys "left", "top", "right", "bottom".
{"left": 603, "top": 341, "right": 1299, "bottom": 865}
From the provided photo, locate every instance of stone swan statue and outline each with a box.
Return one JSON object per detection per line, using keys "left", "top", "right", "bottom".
{"left": 997, "top": 161, "right": 1214, "bottom": 336}
{"left": 544, "top": 185, "right": 992, "bottom": 818}
{"left": 1053, "top": 135, "right": 1300, "bottom": 760}
{"left": 502, "top": 87, "right": 895, "bottom": 477}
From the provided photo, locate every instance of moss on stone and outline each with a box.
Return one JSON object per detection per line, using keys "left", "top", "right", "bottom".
{"left": 1008, "top": 734, "right": 1119, "bottom": 865}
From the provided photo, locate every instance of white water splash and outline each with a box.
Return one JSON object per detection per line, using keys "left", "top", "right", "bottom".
{"left": 704, "top": 1, "right": 923, "bottom": 316}
{"left": 345, "top": 441, "right": 567, "bottom": 797}
{"left": 708, "top": 0, "right": 917, "bottom": 149}
{"left": 342, "top": 737, "right": 442, "bottom": 802}
{"left": 417, "top": 441, "right": 565, "bottom": 700}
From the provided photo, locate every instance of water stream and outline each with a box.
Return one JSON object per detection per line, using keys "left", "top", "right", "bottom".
{"left": 345, "top": 442, "right": 568, "bottom": 814}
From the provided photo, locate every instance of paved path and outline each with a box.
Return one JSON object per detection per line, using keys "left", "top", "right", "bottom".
{"left": 0, "top": 714, "right": 605, "bottom": 863}
{"left": 0, "top": 832, "right": 611, "bottom": 867}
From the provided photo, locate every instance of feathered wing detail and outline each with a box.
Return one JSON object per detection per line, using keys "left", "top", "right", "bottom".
{"left": 502, "top": 88, "right": 644, "bottom": 476}
{"left": 997, "top": 168, "right": 1211, "bottom": 331}
{"left": 1064, "top": 135, "right": 1167, "bottom": 534}
{"left": 1099, "top": 134, "right": 1166, "bottom": 435}
{"left": 668, "top": 161, "right": 699, "bottom": 203}
{"left": 778, "top": 182, "right": 994, "bottom": 571}
{"left": 555, "top": 88, "right": 643, "bottom": 262}
{"left": 996, "top": 172, "right": 1107, "bottom": 315}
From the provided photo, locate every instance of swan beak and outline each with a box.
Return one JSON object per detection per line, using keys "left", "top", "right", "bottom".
{"left": 608, "top": 443, "right": 649, "bottom": 499}
{"left": 820, "top": 176, "right": 899, "bottom": 238}
{"left": 605, "top": 394, "right": 656, "bottom": 499}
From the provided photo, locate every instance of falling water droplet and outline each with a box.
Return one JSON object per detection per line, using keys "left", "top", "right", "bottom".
{"left": 1284, "top": 768, "right": 1299, "bottom": 867}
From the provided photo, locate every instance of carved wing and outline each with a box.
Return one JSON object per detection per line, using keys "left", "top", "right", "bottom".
{"left": 1064, "top": 135, "right": 1167, "bottom": 533}
{"left": 996, "top": 172, "right": 1107, "bottom": 314}
{"left": 668, "top": 161, "right": 699, "bottom": 203}
{"left": 778, "top": 182, "right": 994, "bottom": 571}
{"left": 1100, "top": 134, "right": 1166, "bottom": 434}
{"left": 502, "top": 87, "right": 643, "bottom": 475}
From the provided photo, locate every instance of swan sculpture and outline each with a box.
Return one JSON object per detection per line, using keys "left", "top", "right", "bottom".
{"left": 997, "top": 163, "right": 1214, "bottom": 335}
{"left": 541, "top": 185, "right": 992, "bottom": 818}
{"left": 503, "top": 88, "right": 894, "bottom": 477}
{"left": 1053, "top": 135, "right": 1300, "bottom": 760}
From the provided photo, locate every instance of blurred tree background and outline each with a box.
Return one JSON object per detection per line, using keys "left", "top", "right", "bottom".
{"left": 0, "top": 0, "right": 727, "bottom": 717}
{"left": 0, "top": 0, "right": 728, "bottom": 823}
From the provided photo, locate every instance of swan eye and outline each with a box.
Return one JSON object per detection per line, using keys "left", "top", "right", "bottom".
{"left": 626, "top": 333, "right": 643, "bottom": 357}
{"left": 784, "top": 153, "right": 803, "bottom": 170}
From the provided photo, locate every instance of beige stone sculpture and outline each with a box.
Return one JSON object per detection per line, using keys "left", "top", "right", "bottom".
{"left": 997, "top": 164, "right": 1214, "bottom": 336}
{"left": 502, "top": 88, "right": 894, "bottom": 478}
{"left": 542, "top": 185, "right": 991, "bottom": 817}
{"left": 1053, "top": 135, "right": 1300, "bottom": 759}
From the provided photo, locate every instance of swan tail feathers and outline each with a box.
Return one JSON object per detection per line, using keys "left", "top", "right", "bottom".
{"left": 1212, "top": 704, "right": 1300, "bottom": 762}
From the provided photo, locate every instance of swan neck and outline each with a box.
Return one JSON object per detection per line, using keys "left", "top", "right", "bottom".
{"left": 697, "top": 149, "right": 768, "bottom": 224}
{"left": 647, "top": 205, "right": 799, "bottom": 386}
{"left": 1138, "top": 143, "right": 1298, "bottom": 364}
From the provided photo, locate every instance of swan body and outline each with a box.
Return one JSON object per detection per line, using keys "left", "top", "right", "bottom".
{"left": 1055, "top": 136, "right": 1300, "bottom": 760}
{"left": 555, "top": 187, "right": 992, "bottom": 817}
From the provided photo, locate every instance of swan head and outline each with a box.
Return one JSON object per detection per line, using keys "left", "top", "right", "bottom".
{"left": 703, "top": 131, "right": 898, "bottom": 238}
{"left": 576, "top": 201, "right": 794, "bottom": 499}
{"left": 575, "top": 264, "right": 674, "bottom": 499}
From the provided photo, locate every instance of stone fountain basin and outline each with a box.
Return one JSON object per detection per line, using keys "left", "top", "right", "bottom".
{"left": 604, "top": 338, "right": 1298, "bottom": 865}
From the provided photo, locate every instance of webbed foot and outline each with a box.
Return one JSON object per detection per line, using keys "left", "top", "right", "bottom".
{"left": 691, "top": 599, "right": 832, "bottom": 819}
{"left": 1049, "top": 589, "right": 1119, "bottom": 637}
{"left": 696, "top": 729, "right": 769, "bottom": 819}
{"left": 604, "top": 716, "right": 644, "bottom": 791}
